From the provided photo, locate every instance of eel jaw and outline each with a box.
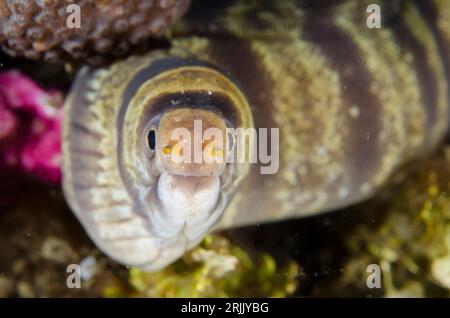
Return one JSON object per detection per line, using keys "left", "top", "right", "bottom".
{"left": 149, "top": 173, "right": 222, "bottom": 240}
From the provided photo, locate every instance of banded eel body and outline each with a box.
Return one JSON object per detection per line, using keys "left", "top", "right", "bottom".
{"left": 62, "top": 0, "right": 450, "bottom": 270}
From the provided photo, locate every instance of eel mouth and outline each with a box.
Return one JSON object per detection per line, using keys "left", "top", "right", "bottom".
{"left": 144, "top": 107, "right": 234, "bottom": 241}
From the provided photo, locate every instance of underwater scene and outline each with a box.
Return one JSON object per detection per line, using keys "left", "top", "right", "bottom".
{"left": 0, "top": 0, "right": 449, "bottom": 299}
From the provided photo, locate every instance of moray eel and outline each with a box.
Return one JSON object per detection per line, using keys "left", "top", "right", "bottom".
{"left": 62, "top": 0, "right": 450, "bottom": 270}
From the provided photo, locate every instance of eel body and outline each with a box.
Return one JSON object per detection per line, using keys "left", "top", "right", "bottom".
{"left": 62, "top": 0, "right": 450, "bottom": 270}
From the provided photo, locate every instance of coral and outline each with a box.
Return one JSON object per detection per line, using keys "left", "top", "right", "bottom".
{"left": 0, "top": 0, "right": 191, "bottom": 65}
{"left": 0, "top": 70, "right": 63, "bottom": 184}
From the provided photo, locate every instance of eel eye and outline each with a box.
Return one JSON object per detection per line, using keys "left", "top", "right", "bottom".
{"left": 147, "top": 129, "right": 156, "bottom": 151}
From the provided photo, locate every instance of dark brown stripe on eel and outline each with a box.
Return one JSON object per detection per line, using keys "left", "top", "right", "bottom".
{"left": 385, "top": 13, "right": 439, "bottom": 147}
{"left": 302, "top": 8, "right": 382, "bottom": 196}
{"left": 206, "top": 37, "right": 276, "bottom": 137}
{"left": 139, "top": 91, "right": 241, "bottom": 128}
{"left": 413, "top": 0, "right": 450, "bottom": 138}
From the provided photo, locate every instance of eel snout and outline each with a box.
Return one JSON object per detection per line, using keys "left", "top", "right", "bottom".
{"left": 155, "top": 107, "right": 228, "bottom": 176}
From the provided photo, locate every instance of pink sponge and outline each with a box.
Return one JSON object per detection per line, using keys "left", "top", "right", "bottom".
{"left": 0, "top": 71, "right": 63, "bottom": 184}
